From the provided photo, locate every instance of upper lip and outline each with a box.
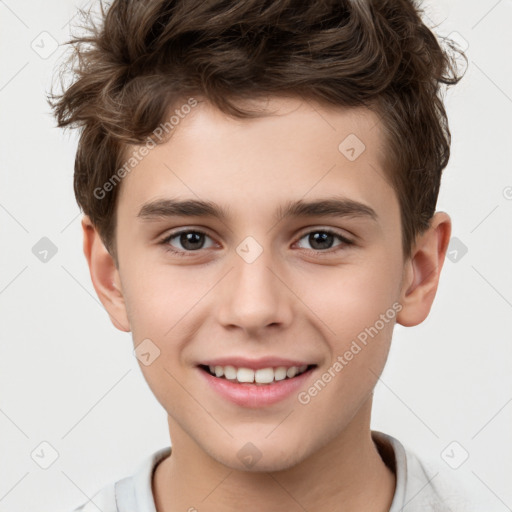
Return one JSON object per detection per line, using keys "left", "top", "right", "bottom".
{"left": 198, "top": 357, "right": 316, "bottom": 370}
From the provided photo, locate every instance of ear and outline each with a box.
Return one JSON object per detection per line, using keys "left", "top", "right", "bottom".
{"left": 81, "top": 215, "right": 131, "bottom": 332}
{"left": 396, "top": 211, "right": 452, "bottom": 327}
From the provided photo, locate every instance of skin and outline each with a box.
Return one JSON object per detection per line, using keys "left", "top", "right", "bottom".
{"left": 82, "top": 96, "right": 451, "bottom": 512}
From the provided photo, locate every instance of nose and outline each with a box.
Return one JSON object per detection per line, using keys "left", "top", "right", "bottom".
{"left": 216, "top": 244, "right": 293, "bottom": 336}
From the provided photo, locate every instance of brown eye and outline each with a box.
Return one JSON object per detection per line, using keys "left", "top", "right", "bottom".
{"left": 296, "top": 229, "right": 353, "bottom": 252}
{"left": 161, "top": 230, "right": 216, "bottom": 255}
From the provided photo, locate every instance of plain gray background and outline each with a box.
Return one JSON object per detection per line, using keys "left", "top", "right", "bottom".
{"left": 1, "top": 0, "right": 511, "bottom": 510}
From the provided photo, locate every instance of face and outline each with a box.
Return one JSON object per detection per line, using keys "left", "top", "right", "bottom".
{"left": 110, "top": 96, "right": 408, "bottom": 471}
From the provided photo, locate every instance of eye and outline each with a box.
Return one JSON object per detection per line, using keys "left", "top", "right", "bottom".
{"left": 160, "top": 229, "right": 216, "bottom": 256}
{"left": 159, "top": 227, "right": 354, "bottom": 258}
{"left": 295, "top": 229, "right": 353, "bottom": 252}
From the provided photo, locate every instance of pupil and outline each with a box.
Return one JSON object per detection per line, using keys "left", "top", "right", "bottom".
{"left": 181, "top": 232, "right": 204, "bottom": 250}
{"left": 310, "top": 232, "right": 333, "bottom": 250}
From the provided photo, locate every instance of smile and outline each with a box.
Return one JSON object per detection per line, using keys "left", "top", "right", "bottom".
{"left": 197, "top": 362, "right": 318, "bottom": 408}
{"left": 200, "top": 364, "right": 314, "bottom": 385}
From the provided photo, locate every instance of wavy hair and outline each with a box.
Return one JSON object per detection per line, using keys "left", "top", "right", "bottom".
{"left": 48, "top": 0, "right": 467, "bottom": 264}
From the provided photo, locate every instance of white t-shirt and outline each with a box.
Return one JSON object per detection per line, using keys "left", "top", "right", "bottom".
{"left": 69, "top": 430, "right": 479, "bottom": 512}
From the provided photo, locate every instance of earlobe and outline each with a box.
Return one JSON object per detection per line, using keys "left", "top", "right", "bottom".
{"left": 81, "top": 215, "right": 131, "bottom": 332}
{"left": 396, "top": 212, "right": 452, "bottom": 327}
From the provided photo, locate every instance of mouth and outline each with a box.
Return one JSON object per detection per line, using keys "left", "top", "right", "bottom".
{"left": 196, "top": 357, "right": 319, "bottom": 407}
{"left": 198, "top": 363, "right": 316, "bottom": 385}
{"left": 196, "top": 361, "right": 319, "bottom": 408}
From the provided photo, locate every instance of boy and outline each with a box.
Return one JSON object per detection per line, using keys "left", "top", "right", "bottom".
{"left": 49, "top": 0, "right": 472, "bottom": 510}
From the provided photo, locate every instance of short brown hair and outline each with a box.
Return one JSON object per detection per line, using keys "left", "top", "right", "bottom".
{"left": 48, "top": 0, "right": 466, "bottom": 265}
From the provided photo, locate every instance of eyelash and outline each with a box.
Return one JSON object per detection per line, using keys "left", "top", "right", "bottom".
{"left": 158, "top": 228, "right": 354, "bottom": 258}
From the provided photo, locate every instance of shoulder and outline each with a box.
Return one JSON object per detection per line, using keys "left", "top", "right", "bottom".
{"left": 67, "top": 446, "right": 172, "bottom": 512}
{"left": 372, "top": 431, "right": 481, "bottom": 512}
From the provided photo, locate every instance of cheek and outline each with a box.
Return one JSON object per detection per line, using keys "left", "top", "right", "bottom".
{"left": 121, "top": 271, "right": 196, "bottom": 407}
{"left": 121, "top": 265, "right": 197, "bottom": 341}
{"left": 295, "top": 276, "right": 398, "bottom": 423}
{"left": 300, "top": 255, "right": 402, "bottom": 342}
{"left": 136, "top": 358, "right": 188, "bottom": 421}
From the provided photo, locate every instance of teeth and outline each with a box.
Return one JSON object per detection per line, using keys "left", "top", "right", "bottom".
{"left": 255, "top": 368, "right": 274, "bottom": 384}
{"left": 286, "top": 367, "right": 297, "bottom": 378}
{"left": 205, "top": 364, "right": 311, "bottom": 384}
{"left": 237, "top": 367, "right": 254, "bottom": 383}
{"left": 224, "top": 365, "right": 237, "bottom": 380}
{"left": 274, "top": 366, "right": 287, "bottom": 381}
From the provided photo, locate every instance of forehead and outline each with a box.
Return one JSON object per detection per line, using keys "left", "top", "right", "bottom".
{"left": 117, "top": 96, "right": 396, "bottom": 221}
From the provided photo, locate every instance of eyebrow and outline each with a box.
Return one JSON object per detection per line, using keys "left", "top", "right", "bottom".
{"left": 137, "top": 196, "right": 378, "bottom": 223}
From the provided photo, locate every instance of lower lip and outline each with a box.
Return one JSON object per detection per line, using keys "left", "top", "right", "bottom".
{"left": 197, "top": 367, "right": 315, "bottom": 408}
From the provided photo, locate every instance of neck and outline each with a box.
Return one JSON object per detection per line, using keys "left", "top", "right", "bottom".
{"left": 153, "top": 396, "right": 396, "bottom": 512}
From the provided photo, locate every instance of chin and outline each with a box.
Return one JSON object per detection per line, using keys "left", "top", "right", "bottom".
{"left": 212, "top": 439, "right": 309, "bottom": 473}
{"left": 226, "top": 455, "right": 306, "bottom": 473}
